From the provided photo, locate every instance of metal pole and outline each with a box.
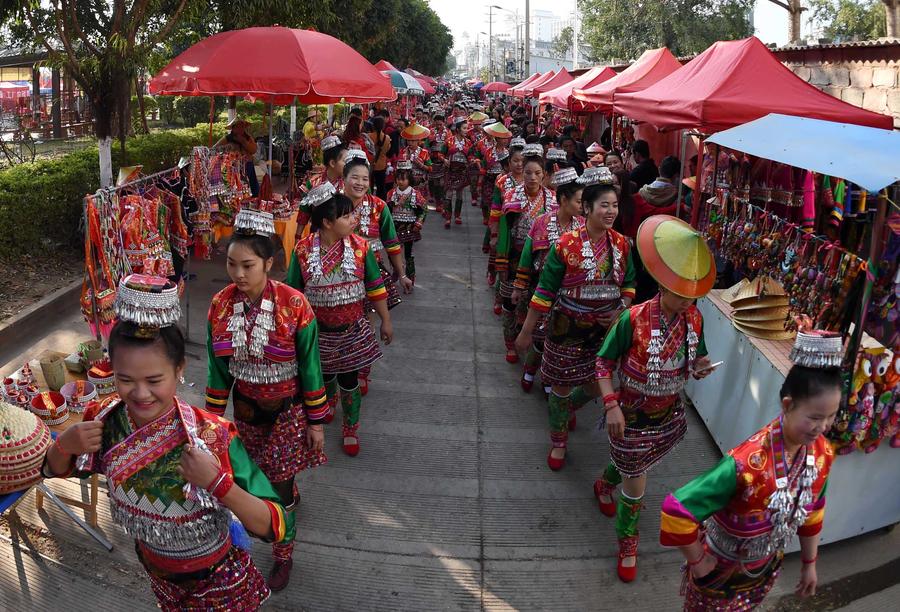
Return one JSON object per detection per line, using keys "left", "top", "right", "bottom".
{"left": 572, "top": 0, "right": 580, "bottom": 70}
{"left": 525, "top": 0, "right": 530, "bottom": 76}
{"left": 489, "top": 6, "right": 494, "bottom": 82}
{"left": 268, "top": 101, "right": 273, "bottom": 178}
{"left": 676, "top": 130, "right": 688, "bottom": 219}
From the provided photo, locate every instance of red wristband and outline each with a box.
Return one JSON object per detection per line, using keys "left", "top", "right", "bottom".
{"left": 602, "top": 393, "right": 619, "bottom": 404}
{"left": 801, "top": 555, "right": 817, "bottom": 565}
{"left": 687, "top": 544, "right": 709, "bottom": 566}
{"left": 211, "top": 472, "right": 234, "bottom": 500}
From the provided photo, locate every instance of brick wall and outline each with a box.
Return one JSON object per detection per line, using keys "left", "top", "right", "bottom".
{"left": 773, "top": 42, "right": 900, "bottom": 129}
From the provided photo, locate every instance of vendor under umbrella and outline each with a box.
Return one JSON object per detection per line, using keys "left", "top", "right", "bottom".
{"left": 215, "top": 116, "right": 259, "bottom": 197}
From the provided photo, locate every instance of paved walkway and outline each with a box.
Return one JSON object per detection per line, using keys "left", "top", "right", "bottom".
{"left": 1, "top": 193, "right": 898, "bottom": 610}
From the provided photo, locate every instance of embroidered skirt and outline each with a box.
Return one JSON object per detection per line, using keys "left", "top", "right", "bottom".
{"left": 141, "top": 544, "right": 270, "bottom": 612}
{"left": 541, "top": 308, "right": 610, "bottom": 387}
{"left": 682, "top": 554, "right": 782, "bottom": 611}
{"left": 234, "top": 393, "right": 326, "bottom": 483}
{"left": 482, "top": 173, "right": 500, "bottom": 207}
{"left": 380, "top": 262, "right": 402, "bottom": 309}
{"left": 609, "top": 396, "right": 687, "bottom": 478}
{"left": 445, "top": 162, "right": 469, "bottom": 191}
{"left": 319, "top": 318, "right": 383, "bottom": 375}
{"left": 395, "top": 220, "right": 421, "bottom": 244}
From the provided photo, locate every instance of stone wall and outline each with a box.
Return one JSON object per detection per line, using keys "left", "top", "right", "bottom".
{"left": 773, "top": 42, "right": 900, "bottom": 128}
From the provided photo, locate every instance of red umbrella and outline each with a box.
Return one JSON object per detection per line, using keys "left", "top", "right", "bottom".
{"left": 406, "top": 68, "right": 437, "bottom": 86}
{"left": 482, "top": 81, "right": 511, "bottom": 93}
{"left": 375, "top": 59, "right": 398, "bottom": 72}
{"left": 149, "top": 27, "right": 395, "bottom": 104}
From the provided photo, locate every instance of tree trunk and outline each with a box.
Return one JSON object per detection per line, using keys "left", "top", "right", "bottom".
{"left": 98, "top": 136, "right": 113, "bottom": 187}
{"left": 135, "top": 76, "right": 149, "bottom": 134}
{"left": 789, "top": 0, "right": 802, "bottom": 44}
{"left": 886, "top": 1, "right": 900, "bottom": 38}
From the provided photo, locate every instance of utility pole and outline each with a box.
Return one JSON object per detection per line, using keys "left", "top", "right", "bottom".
{"left": 488, "top": 5, "right": 494, "bottom": 82}
{"left": 572, "top": 0, "right": 580, "bottom": 70}
{"left": 524, "top": 0, "right": 530, "bottom": 76}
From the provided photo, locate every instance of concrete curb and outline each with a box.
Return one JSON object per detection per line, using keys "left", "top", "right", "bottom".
{"left": 0, "top": 278, "right": 82, "bottom": 364}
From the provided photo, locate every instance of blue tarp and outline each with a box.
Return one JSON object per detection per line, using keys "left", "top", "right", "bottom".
{"left": 706, "top": 113, "right": 900, "bottom": 192}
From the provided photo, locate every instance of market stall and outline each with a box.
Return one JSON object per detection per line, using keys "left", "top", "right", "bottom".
{"left": 510, "top": 71, "right": 553, "bottom": 98}
{"left": 529, "top": 67, "right": 573, "bottom": 98}
{"left": 538, "top": 66, "right": 616, "bottom": 111}
{"left": 683, "top": 113, "right": 900, "bottom": 546}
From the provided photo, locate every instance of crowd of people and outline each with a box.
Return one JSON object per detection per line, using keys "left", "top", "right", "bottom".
{"left": 37, "top": 85, "right": 838, "bottom": 611}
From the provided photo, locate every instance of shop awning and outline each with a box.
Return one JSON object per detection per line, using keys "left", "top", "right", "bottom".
{"left": 571, "top": 48, "right": 681, "bottom": 113}
{"left": 614, "top": 37, "right": 894, "bottom": 132}
{"left": 530, "top": 68, "right": 572, "bottom": 96}
{"left": 707, "top": 113, "right": 900, "bottom": 192}
{"left": 539, "top": 66, "right": 617, "bottom": 110}
{"left": 509, "top": 72, "right": 543, "bottom": 96}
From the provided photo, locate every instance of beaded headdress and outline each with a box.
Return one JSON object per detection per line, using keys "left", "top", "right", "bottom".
{"left": 522, "top": 143, "right": 544, "bottom": 158}
{"left": 551, "top": 167, "right": 579, "bottom": 187}
{"left": 577, "top": 165, "right": 615, "bottom": 186}
{"left": 510, "top": 137, "right": 526, "bottom": 149}
{"left": 496, "top": 149, "right": 510, "bottom": 162}
{"left": 114, "top": 274, "right": 181, "bottom": 333}
{"left": 301, "top": 182, "right": 337, "bottom": 209}
{"left": 234, "top": 207, "right": 276, "bottom": 236}
{"left": 321, "top": 135, "right": 342, "bottom": 151}
{"left": 396, "top": 160, "right": 413, "bottom": 171}
{"left": 789, "top": 317, "right": 844, "bottom": 368}
{"left": 546, "top": 148, "right": 567, "bottom": 162}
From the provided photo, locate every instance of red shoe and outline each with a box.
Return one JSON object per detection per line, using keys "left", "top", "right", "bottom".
{"left": 617, "top": 536, "right": 639, "bottom": 583}
{"left": 505, "top": 350, "right": 519, "bottom": 364}
{"left": 482, "top": 244, "right": 490, "bottom": 253}
{"left": 487, "top": 272, "right": 496, "bottom": 286}
{"left": 493, "top": 304, "right": 502, "bottom": 316}
{"left": 471, "top": 200, "right": 478, "bottom": 207}
{"left": 521, "top": 374, "right": 534, "bottom": 392}
{"left": 323, "top": 411, "right": 335, "bottom": 424}
{"left": 593, "top": 479, "right": 617, "bottom": 518}
{"left": 342, "top": 435, "right": 360, "bottom": 457}
{"left": 436, "top": 205, "right": 444, "bottom": 214}
{"left": 444, "top": 220, "right": 451, "bottom": 229}
{"left": 268, "top": 558, "right": 293, "bottom": 591}
{"left": 547, "top": 448, "right": 566, "bottom": 471}
{"left": 568, "top": 414, "right": 576, "bottom": 431}
{"left": 455, "top": 217, "right": 462, "bottom": 225}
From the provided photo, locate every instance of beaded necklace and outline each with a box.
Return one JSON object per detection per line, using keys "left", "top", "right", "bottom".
{"left": 308, "top": 232, "right": 357, "bottom": 281}
{"left": 767, "top": 417, "right": 817, "bottom": 552}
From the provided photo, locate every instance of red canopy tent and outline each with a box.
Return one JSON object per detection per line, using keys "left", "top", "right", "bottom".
{"left": 406, "top": 68, "right": 437, "bottom": 87}
{"left": 571, "top": 48, "right": 681, "bottom": 113}
{"left": 509, "top": 72, "right": 544, "bottom": 97}
{"left": 374, "top": 59, "right": 398, "bottom": 72}
{"left": 483, "top": 81, "right": 511, "bottom": 93}
{"left": 614, "top": 37, "right": 894, "bottom": 132}
{"left": 513, "top": 70, "right": 557, "bottom": 97}
{"left": 539, "top": 66, "right": 616, "bottom": 110}
{"left": 530, "top": 68, "right": 572, "bottom": 96}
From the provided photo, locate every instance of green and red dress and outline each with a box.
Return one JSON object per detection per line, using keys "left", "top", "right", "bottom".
{"left": 661, "top": 418, "right": 833, "bottom": 611}
{"left": 350, "top": 193, "right": 403, "bottom": 309}
{"left": 530, "top": 227, "right": 635, "bottom": 387}
{"left": 75, "top": 396, "right": 287, "bottom": 611}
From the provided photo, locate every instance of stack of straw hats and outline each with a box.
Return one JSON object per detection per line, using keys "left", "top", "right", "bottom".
{"left": 722, "top": 276, "right": 794, "bottom": 340}
{"left": 0, "top": 401, "right": 52, "bottom": 494}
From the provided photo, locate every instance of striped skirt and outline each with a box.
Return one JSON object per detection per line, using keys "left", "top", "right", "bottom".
{"left": 609, "top": 397, "right": 687, "bottom": 478}
{"left": 445, "top": 162, "right": 469, "bottom": 191}
{"left": 682, "top": 554, "right": 782, "bottom": 611}
{"left": 319, "top": 318, "right": 383, "bottom": 375}
{"left": 540, "top": 309, "right": 609, "bottom": 387}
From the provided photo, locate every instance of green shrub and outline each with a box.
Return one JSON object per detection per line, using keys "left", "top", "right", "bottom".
{"left": 0, "top": 124, "right": 229, "bottom": 260}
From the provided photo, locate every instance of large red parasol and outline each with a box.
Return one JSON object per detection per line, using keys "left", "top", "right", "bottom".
{"left": 149, "top": 27, "right": 395, "bottom": 104}
{"left": 482, "top": 81, "right": 511, "bottom": 93}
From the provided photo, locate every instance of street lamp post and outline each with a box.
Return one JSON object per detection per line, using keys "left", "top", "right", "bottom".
{"left": 525, "top": 0, "right": 530, "bottom": 77}
{"left": 488, "top": 5, "right": 494, "bottom": 82}
{"left": 492, "top": 5, "right": 520, "bottom": 80}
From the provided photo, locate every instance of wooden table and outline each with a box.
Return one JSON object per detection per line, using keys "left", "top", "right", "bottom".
{"left": 19, "top": 348, "right": 114, "bottom": 550}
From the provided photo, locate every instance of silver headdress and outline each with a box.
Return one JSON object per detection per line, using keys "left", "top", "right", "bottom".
{"left": 114, "top": 274, "right": 181, "bottom": 328}
{"left": 321, "top": 135, "right": 342, "bottom": 151}
{"left": 234, "top": 207, "right": 276, "bottom": 236}
{"left": 577, "top": 165, "right": 615, "bottom": 186}
{"left": 344, "top": 149, "right": 369, "bottom": 165}
{"left": 301, "top": 182, "right": 337, "bottom": 209}
{"left": 789, "top": 330, "right": 844, "bottom": 368}
{"left": 510, "top": 137, "right": 526, "bottom": 149}
{"left": 522, "top": 143, "right": 544, "bottom": 158}
{"left": 551, "top": 167, "right": 579, "bottom": 187}
{"left": 396, "top": 160, "right": 413, "bottom": 170}
{"left": 546, "top": 148, "right": 567, "bottom": 162}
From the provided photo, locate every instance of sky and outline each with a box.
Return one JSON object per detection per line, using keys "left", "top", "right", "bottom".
{"left": 429, "top": 0, "right": 793, "bottom": 65}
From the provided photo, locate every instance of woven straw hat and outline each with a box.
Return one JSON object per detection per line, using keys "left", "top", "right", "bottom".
{"left": 484, "top": 122, "right": 512, "bottom": 138}
{"left": 732, "top": 305, "right": 790, "bottom": 322}
{"left": 0, "top": 401, "right": 52, "bottom": 494}
{"left": 733, "top": 321, "right": 796, "bottom": 341}
{"left": 400, "top": 123, "right": 431, "bottom": 140}
{"left": 636, "top": 215, "right": 716, "bottom": 299}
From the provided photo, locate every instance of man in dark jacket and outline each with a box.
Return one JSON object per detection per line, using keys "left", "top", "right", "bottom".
{"left": 628, "top": 139, "right": 658, "bottom": 189}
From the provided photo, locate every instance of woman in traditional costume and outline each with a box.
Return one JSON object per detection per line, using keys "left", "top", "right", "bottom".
{"left": 466, "top": 111, "right": 488, "bottom": 207}
{"left": 478, "top": 121, "right": 513, "bottom": 228}
{"left": 511, "top": 167, "right": 585, "bottom": 395}
{"left": 386, "top": 161, "right": 428, "bottom": 284}
{"left": 206, "top": 207, "right": 327, "bottom": 590}
{"left": 427, "top": 112, "right": 449, "bottom": 214}
{"left": 444, "top": 116, "right": 473, "bottom": 228}
{"left": 45, "top": 274, "right": 288, "bottom": 610}
{"left": 660, "top": 328, "right": 841, "bottom": 609}
{"left": 594, "top": 214, "right": 716, "bottom": 582}
{"left": 286, "top": 185, "right": 393, "bottom": 457}
{"left": 398, "top": 122, "right": 433, "bottom": 202}
{"left": 515, "top": 170, "right": 635, "bottom": 469}
{"left": 495, "top": 144, "right": 557, "bottom": 364}
{"left": 487, "top": 138, "right": 526, "bottom": 289}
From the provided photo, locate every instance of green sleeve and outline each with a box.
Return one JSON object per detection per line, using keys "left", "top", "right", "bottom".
{"left": 517, "top": 237, "right": 534, "bottom": 272}
{"left": 205, "top": 320, "right": 233, "bottom": 413}
{"left": 623, "top": 248, "right": 636, "bottom": 293}
{"left": 229, "top": 436, "right": 282, "bottom": 505}
{"left": 535, "top": 245, "right": 565, "bottom": 296}
{"left": 596, "top": 309, "right": 634, "bottom": 362}
{"left": 295, "top": 318, "right": 327, "bottom": 421}
{"left": 496, "top": 213, "right": 512, "bottom": 257}
{"left": 364, "top": 247, "right": 382, "bottom": 284}
{"left": 379, "top": 205, "right": 400, "bottom": 252}
{"left": 285, "top": 250, "right": 303, "bottom": 290}
{"left": 672, "top": 456, "right": 738, "bottom": 523}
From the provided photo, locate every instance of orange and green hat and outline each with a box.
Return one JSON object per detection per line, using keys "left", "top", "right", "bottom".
{"left": 400, "top": 122, "right": 431, "bottom": 141}
{"left": 468, "top": 111, "right": 488, "bottom": 124}
{"left": 483, "top": 122, "right": 512, "bottom": 138}
{"left": 636, "top": 215, "right": 716, "bottom": 299}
